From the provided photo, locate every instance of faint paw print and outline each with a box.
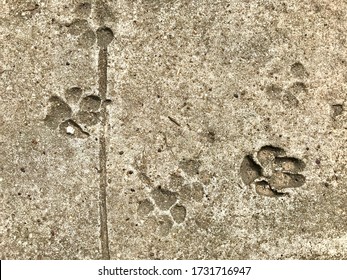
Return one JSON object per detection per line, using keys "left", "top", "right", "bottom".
{"left": 44, "top": 87, "right": 102, "bottom": 138}
{"left": 240, "top": 146, "right": 306, "bottom": 197}
{"left": 265, "top": 62, "right": 309, "bottom": 107}
{"left": 66, "top": 19, "right": 96, "bottom": 48}
{"left": 137, "top": 187, "right": 186, "bottom": 236}
{"left": 176, "top": 158, "right": 210, "bottom": 203}
{"left": 137, "top": 158, "right": 213, "bottom": 235}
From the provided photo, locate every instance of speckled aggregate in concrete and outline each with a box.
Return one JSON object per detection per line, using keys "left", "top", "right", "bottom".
{"left": 1, "top": 0, "right": 347, "bottom": 259}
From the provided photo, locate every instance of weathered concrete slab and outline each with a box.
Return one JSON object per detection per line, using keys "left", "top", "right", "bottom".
{"left": 0, "top": 0, "right": 101, "bottom": 259}
{"left": 1, "top": 0, "right": 347, "bottom": 259}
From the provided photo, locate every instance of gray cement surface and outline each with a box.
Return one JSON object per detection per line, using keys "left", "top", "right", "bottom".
{"left": 1, "top": 0, "right": 347, "bottom": 259}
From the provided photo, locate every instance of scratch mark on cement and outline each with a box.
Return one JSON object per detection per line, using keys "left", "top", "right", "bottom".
{"left": 97, "top": 26, "right": 114, "bottom": 260}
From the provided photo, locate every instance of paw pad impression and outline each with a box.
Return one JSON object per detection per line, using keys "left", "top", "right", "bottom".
{"left": 240, "top": 145, "right": 306, "bottom": 197}
{"left": 137, "top": 187, "right": 187, "bottom": 237}
{"left": 44, "top": 87, "right": 102, "bottom": 138}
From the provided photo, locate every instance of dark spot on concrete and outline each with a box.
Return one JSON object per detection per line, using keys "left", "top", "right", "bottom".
{"left": 80, "top": 95, "right": 102, "bottom": 112}
{"left": 240, "top": 155, "right": 262, "bottom": 185}
{"left": 288, "top": 82, "right": 308, "bottom": 95}
{"left": 75, "top": 2, "right": 92, "bottom": 17}
{"left": 66, "top": 19, "right": 90, "bottom": 36}
{"left": 170, "top": 205, "right": 186, "bottom": 224}
{"left": 96, "top": 27, "right": 114, "bottom": 48}
{"left": 291, "top": 62, "right": 308, "bottom": 78}
{"left": 274, "top": 157, "right": 306, "bottom": 172}
{"left": 150, "top": 187, "right": 177, "bottom": 210}
{"left": 76, "top": 111, "right": 100, "bottom": 126}
{"left": 265, "top": 84, "right": 282, "bottom": 97}
{"left": 157, "top": 215, "right": 173, "bottom": 236}
{"left": 282, "top": 92, "right": 299, "bottom": 107}
{"left": 269, "top": 171, "right": 306, "bottom": 190}
{"left": 44, "top": 96, "right": 72, "bottom": 129}
{"left": 137, "top": 199, "right": 154, "bottom": 216}
{"left": 78, "top": 30, "right": 96, "bottom": 47}
{"left": 179, "top": 158, "right": 201, "bottom": 176}
{"left": 255, "top": 180, "right": 286, "bottom": 197}
{"left": 191, "top": 182, "right": 204, "bottom": 201}
{"left": 331, "top": 104, "right": 343, "bottom": 118}
{"left": 257, "top": 145, "right": 285, "bottom": 168}
{"left": 65, "top": 87, "right": 82, "bottom": 104}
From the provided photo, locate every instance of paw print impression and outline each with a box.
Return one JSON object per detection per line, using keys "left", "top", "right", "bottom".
{"left": 66, "top": 19, "right": 96, "bottom": 48}
{"left": 44, "top": 87, "right": 102, "bottom": 138}
{"left": 240, "top": 146, "right": 306, "bottom": 197}
{"left": 136, "top": 158, "right": 213, "bottom": 236}
{"left": 265, "top": 61, "right": 309, "bottom": 107}
{"left": 137, "top": 187, "right": 186, "bottom": 237}
{"left": 176, "top": 159, "right": 211, "bottom": 204}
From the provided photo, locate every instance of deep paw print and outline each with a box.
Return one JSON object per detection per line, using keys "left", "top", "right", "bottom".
{"left": 240, "top": 146, "right": 306, "bottom": 197}
{"left": 44, "top": 87, "right": 102, "bottom": 138}
{"left": 137, "top": 187, "right": 187, "bottom": 237}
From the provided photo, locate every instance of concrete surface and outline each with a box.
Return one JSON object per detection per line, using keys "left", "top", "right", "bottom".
{"left": 1, "top": 0, "right": 347, "bottom": 259}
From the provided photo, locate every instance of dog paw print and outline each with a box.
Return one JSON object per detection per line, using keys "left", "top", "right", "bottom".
{"left": 136, "top": 158, "right": 213, "bottom": 235}
{"left": 265, "top": 62, "right": 309, "bottom": 107}
{"left": 137, "top": 187, "right": 186, "bottom": 236}
{"left": 240, "top": 146, "right": 306, "bottom": 197}
{"left": 176, "top": 158, "right": 212, "bottom": 202}
{"left": 44, "top": 87, "right": 102, "bottom": 138}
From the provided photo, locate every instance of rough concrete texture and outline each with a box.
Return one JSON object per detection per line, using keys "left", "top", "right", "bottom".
{"left": 1, "top": 0, "right": 347, "bottom": 260}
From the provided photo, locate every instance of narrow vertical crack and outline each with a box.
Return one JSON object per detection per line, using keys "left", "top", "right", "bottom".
{"left": 97, "top": 27, "right": 114, "bottom": 260}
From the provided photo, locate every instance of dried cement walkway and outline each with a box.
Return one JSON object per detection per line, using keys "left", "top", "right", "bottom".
{"left": 0, "top": 0, "right": 347, "bottom": 259}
